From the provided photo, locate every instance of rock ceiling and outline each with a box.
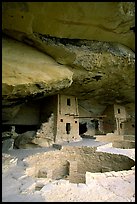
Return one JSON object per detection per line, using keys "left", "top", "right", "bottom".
{"left": 2, "top": 2, "right": 135, "bottom": 122}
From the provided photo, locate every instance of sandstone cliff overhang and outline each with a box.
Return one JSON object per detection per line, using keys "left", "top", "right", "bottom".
{"left": 2, "top": 2, "right": 135, "bottom": 51}
{"left": 2, "top": 2, "right": 135, "bottom": 122}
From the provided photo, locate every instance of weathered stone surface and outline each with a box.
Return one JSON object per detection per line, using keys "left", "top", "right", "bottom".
{"left": 112, "top": 140, "right": 135, "bottom": 149}
{"left": 2, "top": 153, "right": 18, "bottom": 173}
{"left": 29, "top": 34, "right": 134, "bottom": 104}
{"left": 2, "top": 139, "right": 14, "bottom": 152}
{"left": 2, "top": 37, "right": 73, "bottom": 94}
{"left": 2, "top": 2, "right": 135, "bottom": 51}
{"left": 2, "top": 2, "right": 135, "bottom": 126}
{"left": 2, "top": 35, "right": 135, "bottom": 122}
{"left": 2, "top": 105, "right": 21, "bottom": 122}
{"left": 24, "top": 146, "right": 134, "bottom": 180}
{"left": 32, "top": 113, "right": 55, "bottom": 147}
{"left": 2, "top": 37, "right": 73, "bottom": 121}
{"left": 2, "top": 132, "right": 12, "bottom": 139}
{"left": 14, "top": 131, "right": 37, "bottom": 149}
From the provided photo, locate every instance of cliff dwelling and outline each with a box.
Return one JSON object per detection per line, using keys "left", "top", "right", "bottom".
{"left": 2, "top": 2, "right": 135, "bottom": 202}
{"left": 2, "top": 94, "right": 135, "bottom": 149}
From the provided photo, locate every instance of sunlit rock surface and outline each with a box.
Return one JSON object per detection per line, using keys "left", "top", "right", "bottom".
{"left": 2, "top": 37, "right": 73, "bottom": 121}
{"left": 2, "top": 36, "right": 135, "bottom": 121}
{"left": 2, "top": 2, "right": 135, "bottom": 123}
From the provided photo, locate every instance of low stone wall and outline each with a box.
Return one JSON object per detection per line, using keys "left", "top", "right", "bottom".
{"left": 123, "top": 135, "right": 135, "bottom": 141}
{"left": 95, "top": 134, "right": 135, "bottom": 149}
{"left": 85, "top": 168, "right": 135, "bottom": 185}
{"left": 95, "top": 134, "right": 124, "bottom": 142}
{"left": 112, "top": 141, "right": 135, "bottom": 149}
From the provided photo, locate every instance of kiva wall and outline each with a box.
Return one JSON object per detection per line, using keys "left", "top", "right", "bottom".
{"left": 25, "top": 146, "right": 135, "bottom": 184}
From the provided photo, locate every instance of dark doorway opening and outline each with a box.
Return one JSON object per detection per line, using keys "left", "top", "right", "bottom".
{"left": 67, "top": 98, "right": 71, "bottom": 106}
{"left": 2, "top": 125, "right": 12, "bottom": 132}
{"left": 118, "top": 108, "right": 120, "bottom": 114}
{"left": 66, "top": 123, "right": 71, "bottom": 134}
{"left": 94, "top": 120, "right": 99, "bottom": 130}
{"left": 79, "top": 122, "right": 87, "bottom": 135}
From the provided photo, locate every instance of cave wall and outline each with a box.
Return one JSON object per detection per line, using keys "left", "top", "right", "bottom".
{"left": 39, "top": 95, "right": 58, "bottom": 123}
{"left": 3, "top": 102, "right": 40, "bottom": 125}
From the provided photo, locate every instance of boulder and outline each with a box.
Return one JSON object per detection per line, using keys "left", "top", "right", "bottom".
{"left": 14, "top": 131, "right": 37, "bottom": 149}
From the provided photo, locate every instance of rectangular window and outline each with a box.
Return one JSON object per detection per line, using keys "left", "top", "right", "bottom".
{"left": 60, "top": 119, "right": 63, "bottom": 122}
{"left": 67, "top": 98, "right": 71, "bottom": 106}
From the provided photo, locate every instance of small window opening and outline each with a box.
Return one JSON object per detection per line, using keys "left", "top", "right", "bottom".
{"left": 75, "top": 121, "right": 77, "bottom": 123}
{"left": 60, "top": 119, "right": 63, "bottom": 122}
{"left": 118, "top": 108, "right": 120, "bottom": 114}
{"left": 67, "top": 98, "right": 71, "bottom": 106}
{"left": 66, "top": 123, "right": 71, "bottom": 134}
{"left": 120, "top": 123, "right": 123, "bottom": 129}
{"left": 132, "top": 124, "right": 135, "bottom": 128}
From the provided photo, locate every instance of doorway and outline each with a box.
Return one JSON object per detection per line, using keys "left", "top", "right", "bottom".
{"left": 79, "top": 122, "right": 87, "bottom": 135}
{"left": 66, "top": 123, "right": 71, "bottom": 134}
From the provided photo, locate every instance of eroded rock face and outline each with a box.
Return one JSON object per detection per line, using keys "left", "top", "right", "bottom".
{"left": 2, "top": 37, "right": 73, "bottom": 121}
{"left": 2, "top": 36, "right": 135, "bottom": 121}
{"left": 2, "top": 2, "right": 135, "bottom": 50}
{"left": 2, "top": 2, "right": 135, "bottom": 124}
{"left": 30, "top": 34, "right": 134, "bottom": 103}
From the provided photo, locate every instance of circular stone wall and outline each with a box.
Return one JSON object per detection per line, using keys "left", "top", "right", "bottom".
{"left": 24, "top": 146, "right": 135, "bottom": 183}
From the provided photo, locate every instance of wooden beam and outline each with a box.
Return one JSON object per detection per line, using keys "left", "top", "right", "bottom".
{"left": 74, "top": 115, "right": 107, "bottom": 118}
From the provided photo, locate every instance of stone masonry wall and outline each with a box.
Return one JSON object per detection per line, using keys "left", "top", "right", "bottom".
{"left": 56, "top": 95, "right": 81, "bottom": 143}
{"left": 102, "top": 105, "right": 116, "bottom": 134}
